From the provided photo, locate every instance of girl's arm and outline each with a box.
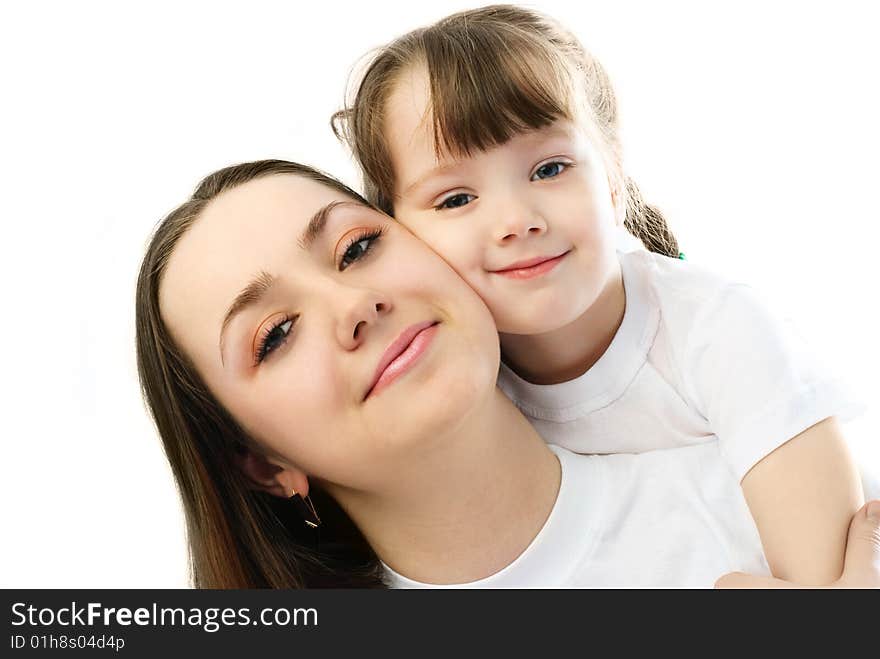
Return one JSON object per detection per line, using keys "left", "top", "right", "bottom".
{"left": 681, "top": 283, "right": 866, "bottom": 586}
{"left": 739, "top": 416, "right": 864, "bottom": 584}
{"left": 716, "top": 499, "right": 880, "bottom": 588}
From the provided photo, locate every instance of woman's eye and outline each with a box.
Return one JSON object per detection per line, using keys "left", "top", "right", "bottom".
{"left": 435, "top": 193, "right": 475, "bottom": 211}
{"left": 338, "top": 228, "right": 383, "bottom": 271}
{"left": 255, "top": 317, "right": 294, "bottom": 364}
{"left": 341, "top": 238, "right": 371, "bottom": 268}
{"left": 531, "top": 162, "right": 567, "bottom": 181}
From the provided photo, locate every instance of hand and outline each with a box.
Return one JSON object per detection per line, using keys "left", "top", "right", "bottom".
{"left": 714, "top": 500, "right": 880, "bottom": 589}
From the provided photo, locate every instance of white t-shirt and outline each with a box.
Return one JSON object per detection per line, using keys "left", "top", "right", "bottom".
{"left": 383, "top": 443, "right": 770, "bottom": 588}
{"left": 497, "top": 249, "right": 862, "bottom": 481}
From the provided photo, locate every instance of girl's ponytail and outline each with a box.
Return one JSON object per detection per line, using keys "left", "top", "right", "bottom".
{"left": 623, "top": 177, "right": 680, "bottom": 258}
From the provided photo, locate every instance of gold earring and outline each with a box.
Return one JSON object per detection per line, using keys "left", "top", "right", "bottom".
{"left": 288, "top": 490, "right": 322, "bottom": 528}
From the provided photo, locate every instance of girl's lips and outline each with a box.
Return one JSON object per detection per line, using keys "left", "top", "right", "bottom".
{"left": 491, "top": 250, "right": 570, "bottom": 280}
{"left": 364, "top": 321, "right": 440, "bottom": 400}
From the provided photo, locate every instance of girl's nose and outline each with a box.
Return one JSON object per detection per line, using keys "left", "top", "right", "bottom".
{"left": 493, "top": 201, "right": 548, "bottom": 244}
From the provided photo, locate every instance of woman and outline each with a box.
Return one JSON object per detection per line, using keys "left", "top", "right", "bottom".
{"left": 136, "top": 159, "right": 879, "bottom": 588}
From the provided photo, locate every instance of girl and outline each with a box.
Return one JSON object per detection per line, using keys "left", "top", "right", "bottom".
{"left": 135, "top": 158, "right": 875, "bottom": 588}
{"left": 332, "top": 4, "right": 868, "bottom": 585}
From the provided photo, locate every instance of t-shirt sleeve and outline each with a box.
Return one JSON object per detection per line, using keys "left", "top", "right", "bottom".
{"left": 681, "top": 284, "right": 863, "bottom": 481}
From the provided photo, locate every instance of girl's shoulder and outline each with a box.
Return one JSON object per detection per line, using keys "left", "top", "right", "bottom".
{"left": 620, "top": 248, "right": 779, "bottom": 354}
{"left": 621, "top": 248, "right": 738, "bottom": 311}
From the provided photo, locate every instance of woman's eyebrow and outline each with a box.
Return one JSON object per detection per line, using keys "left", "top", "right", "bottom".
{"left": 299, "top": 200, "right": 362, "bottom": 251}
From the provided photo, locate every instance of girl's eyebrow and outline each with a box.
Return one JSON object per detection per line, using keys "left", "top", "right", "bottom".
{"left": 402, "top": 162, "right": 464, "bottom": 197}
{"left": 402, "top": 126, "right": 577, "bottom": 197}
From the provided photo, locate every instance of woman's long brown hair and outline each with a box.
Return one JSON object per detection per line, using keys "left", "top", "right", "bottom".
{"left": 332, "top": 4, "right": 680, "bottom": 257}
{"left": 135, "top": 159, "right": 387, "bottom": 588}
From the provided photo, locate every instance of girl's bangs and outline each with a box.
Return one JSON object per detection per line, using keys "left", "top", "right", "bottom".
{"left": 422, "top": 29, "right": 578, "bottom": 158}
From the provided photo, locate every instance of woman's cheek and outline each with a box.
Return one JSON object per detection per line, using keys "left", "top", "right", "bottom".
{"left": 252, "top": 359, "right": 346, "bottom": 465}
{"left": 298, "top": 339, "right": 349, "bottom": 403}
{"left": 258, "top": 336, "right": 344, "bottom": 412}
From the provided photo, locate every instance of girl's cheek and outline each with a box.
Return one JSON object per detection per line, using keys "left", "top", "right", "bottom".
{"left": 392, "top": 205, "right": 422, "bottom": 231}
{"left": 427, "top": 237, "right": 478, "bottom": 283}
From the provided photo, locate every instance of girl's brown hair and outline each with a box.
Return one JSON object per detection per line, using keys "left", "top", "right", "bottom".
{"left": 332, "top": 4, "right": 679, "bottom": 257}
{"left": 135, "top": 159, "right": 387, "bottom": 588}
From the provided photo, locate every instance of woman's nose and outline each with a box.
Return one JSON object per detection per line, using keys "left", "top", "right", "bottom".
{"left": 336, "top": 288, "right": 392, "bottom": 350}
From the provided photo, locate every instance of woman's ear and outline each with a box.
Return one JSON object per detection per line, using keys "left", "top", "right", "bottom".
{"left": 234, "top": 447, "right": 311, "bottom": 498}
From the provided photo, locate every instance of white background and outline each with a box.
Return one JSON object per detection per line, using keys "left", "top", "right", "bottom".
{"left": 1, "top": 0, "right": 878, "bottom": 587}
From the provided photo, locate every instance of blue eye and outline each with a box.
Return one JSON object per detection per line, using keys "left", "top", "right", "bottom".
{"left": 435, "top": 193, "right": 475, "bottom": 211}
{"left": 531, "top": 162, "right": 567, "bottom": 181}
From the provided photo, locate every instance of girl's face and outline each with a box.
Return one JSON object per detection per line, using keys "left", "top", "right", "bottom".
{"left": 385, "top": 66, "right": 622, "bottom": 335}
{"left": 159, "top": 174, "right": 499, "bottom": 491}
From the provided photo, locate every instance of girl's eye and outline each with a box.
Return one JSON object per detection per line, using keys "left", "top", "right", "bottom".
{"left": 254, "top": 316, "right": 295, "bottom": 365}
{"left": 531, "top": 162, "right": 568, "bottom": 181}
{"left": 434, "top": 193, "right": 476, "bottom": 211}
{"left": 338, "top": 227, "right": 384, "bottom": 271}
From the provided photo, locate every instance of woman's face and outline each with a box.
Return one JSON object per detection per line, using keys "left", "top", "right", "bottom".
{"left": 159, "top": 174, "right": 500, "bottom": 492}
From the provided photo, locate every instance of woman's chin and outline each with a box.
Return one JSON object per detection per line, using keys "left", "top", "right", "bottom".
{"left": 367, "top": 350, "right": 495, "bottom": 445}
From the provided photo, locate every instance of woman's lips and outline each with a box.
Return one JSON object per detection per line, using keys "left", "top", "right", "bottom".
{"left": 364, "top": 321, "right": 440, "bottom": 400}
{"left": 491, "top": 250, "right": 570, "bottom": 280}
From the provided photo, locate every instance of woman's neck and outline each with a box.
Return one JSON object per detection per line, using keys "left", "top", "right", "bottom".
{"left": 328, "top": 387, "right": 561, "bottom": 585}
{"left": 499, "top": 262, "right": 625, "bottom": 385}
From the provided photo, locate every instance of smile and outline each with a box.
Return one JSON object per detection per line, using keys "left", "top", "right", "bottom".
{"left": 364, "top": 321, "right": 440, "bottom": 400}
{"left": 491, "top": 250, "right": 570, "bottom": 280}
